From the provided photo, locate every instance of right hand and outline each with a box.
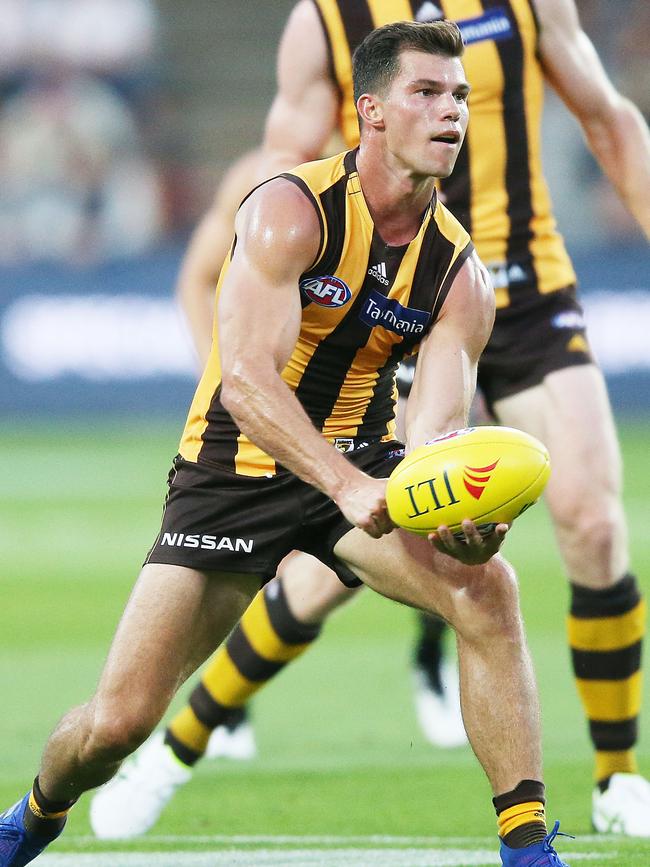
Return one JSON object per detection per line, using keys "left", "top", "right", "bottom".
{"left": 334, "top": 474, "right": 394, "bottom": 539}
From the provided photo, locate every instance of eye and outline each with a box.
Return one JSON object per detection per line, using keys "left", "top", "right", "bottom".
{"left": 454, "top": 91, "right": 469, "bottom": 103}
{"left": 418, "top": 88, "right": 434, "bottom": 96}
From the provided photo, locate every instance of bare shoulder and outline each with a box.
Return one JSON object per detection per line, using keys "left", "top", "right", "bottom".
{"left": 532, "top": 0, "right": 579, "bottom": 32}
{"left": 449, "top": 251, "right": 493, "bottom": 310}
{"left": 283, "top": 0, "right": 326, "bottom": 45}
{"left": 278, "top": 0, "right": 328, "bottom": 74}
{"left": 439, "top": 250, "right": 495, "bottom": 343}
{"left": 234, "top": 177, "right": 322, "bottom": 276}
{"left": 212, "top": 148, "right": 263, "bottom": 211}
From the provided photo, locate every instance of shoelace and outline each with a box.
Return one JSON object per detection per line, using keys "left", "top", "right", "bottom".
{"left": 541, "top": 821, "right": 575, "bottom": 865}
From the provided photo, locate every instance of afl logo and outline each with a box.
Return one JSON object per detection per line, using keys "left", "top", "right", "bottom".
{"left": 300, "top": 275, "right": 351, "bottom": 308}
{"left": 463, "top": 459, "right": 499, "bottom": 500}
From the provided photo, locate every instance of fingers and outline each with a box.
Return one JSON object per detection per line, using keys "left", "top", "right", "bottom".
{"left": 362, "top": 509, "right": 394, "bottom": 539}
{"left": 428, "top": 519, "right": 508, "bottom": 564}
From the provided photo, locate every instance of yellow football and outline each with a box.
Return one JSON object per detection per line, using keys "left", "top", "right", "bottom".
{"left": 386, "top": 426, "right": 551, "bottom": 536}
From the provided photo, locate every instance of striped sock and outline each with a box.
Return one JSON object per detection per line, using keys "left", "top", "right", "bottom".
{"left": 567, "top": 573, "right": 645, "bottom": 787}
{"left": 494, "top": 780, "right": 547, "bottom": 848}
{"left": 22, "top": 777, "right": 75, "bottom": 840}
{"left": 165, "top": 578, "right": 321, "bottom": 765}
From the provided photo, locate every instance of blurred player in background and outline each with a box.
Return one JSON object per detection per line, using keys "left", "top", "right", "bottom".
{"left": 91, "top": 0, "right": 650, "bottom": 842}
{"left": 0, "top": 22, "right": 576, "bottom": 867}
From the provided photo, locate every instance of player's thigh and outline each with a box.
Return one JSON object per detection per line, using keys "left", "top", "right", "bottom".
{"left": 95, "top": 564, "right": 260, "bottom": 725}
{"left": 278, "top": 550, "right": 360, "bottom": 622}
{"left": 333, "top": 527, "right": 518, "bottom": 639}
{"left": 493, "top": 364, "right": 623, "bottom": 516}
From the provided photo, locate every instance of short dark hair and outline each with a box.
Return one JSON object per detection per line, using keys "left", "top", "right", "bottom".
{"left": 352, "top": 20, "right": 464, "bottom": 105}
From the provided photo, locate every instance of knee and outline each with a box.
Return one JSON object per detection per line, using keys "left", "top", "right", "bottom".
{"left": 553, "top": 498, "right": 626, "bottom": 586}
{"left": 450, "top": 557, "right": 523, "bottom": 646}
{"left": 81, "top": 700, "right": 159, "bottom": 764}
{"left": 555, "top": 498, "right": 622, "bottom": 546}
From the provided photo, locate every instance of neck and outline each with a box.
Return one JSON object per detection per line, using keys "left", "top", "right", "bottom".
{"left": 355, "top": 143, "right": 436, "bottom": 246}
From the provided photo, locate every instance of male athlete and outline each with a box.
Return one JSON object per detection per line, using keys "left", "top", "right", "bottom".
{"left": 0, "top": 21, "right": 572, "bottom": 867}
{"left": 90, "top": 0, "right": 650, "bottom": 842}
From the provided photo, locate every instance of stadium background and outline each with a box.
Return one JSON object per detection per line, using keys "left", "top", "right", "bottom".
{"left": 1, "top": 2, "right": 649, "bottom": 865}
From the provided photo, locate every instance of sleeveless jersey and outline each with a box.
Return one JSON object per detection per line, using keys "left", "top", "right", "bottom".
{"left": 180, "top": 149, "right": 473, "bottom": 476}
{"left": 313, "top": 0, "right": 576, "bottom": 311}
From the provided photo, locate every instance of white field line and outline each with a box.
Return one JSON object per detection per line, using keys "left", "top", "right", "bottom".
{"left": 38, "top": 849, "right": 614, "bottom": 867}
{"left": 39, "top": 846, "right": 616, "bottom": 867}
{"left": 40, "top": 851, "right": 499, "bottom": 867}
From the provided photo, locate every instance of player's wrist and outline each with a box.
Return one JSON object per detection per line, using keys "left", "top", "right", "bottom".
{"left": 326, "top": 463, "right": 369, "bottom": 505}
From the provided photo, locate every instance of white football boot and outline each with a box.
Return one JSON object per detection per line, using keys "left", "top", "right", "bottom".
{"left": 413, "top": 659, "right": 468, "bottom": 749}
{"left": 90, "top": 733, "right": 192, "bottom": 839}
{"left": 592, "top": 773, "right": 650, "bottom": 836}
{"left": 205, "top": 719, "right": 257, "bottom": 760}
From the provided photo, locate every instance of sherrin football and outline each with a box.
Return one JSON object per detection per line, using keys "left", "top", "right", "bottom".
{"left": 386, "top": 426, "right": 551, "bottom": 536}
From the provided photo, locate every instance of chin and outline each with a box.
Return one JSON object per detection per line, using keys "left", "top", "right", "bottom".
{"left": 419, "top": 160, "right": 453, "bottom": 180}
{"left": 436, "top": 165, "right": 454, "bottom": 180}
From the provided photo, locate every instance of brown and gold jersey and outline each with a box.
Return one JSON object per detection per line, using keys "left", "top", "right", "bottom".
{"left": 313, "top": 0, "right": 576, "bottom": 310}
{"left": 180, "top": 150, "right": 472, "bottom": 476}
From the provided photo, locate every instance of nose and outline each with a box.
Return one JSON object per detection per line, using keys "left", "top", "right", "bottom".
{"left": 439, "top": 92, "right": 461, "bottom": 121}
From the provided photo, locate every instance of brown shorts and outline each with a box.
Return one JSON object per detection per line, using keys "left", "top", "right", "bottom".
{"left": 146, "top": 439, "right": 406, "bottom": 588}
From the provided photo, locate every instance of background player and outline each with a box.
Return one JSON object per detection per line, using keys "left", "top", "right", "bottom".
{"left": 91, "top": 0, "right": 650, "bottom": 841}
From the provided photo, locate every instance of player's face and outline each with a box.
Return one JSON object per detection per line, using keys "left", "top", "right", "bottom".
{"left": 381, "top": 49, "right": 470, "bottom": 179}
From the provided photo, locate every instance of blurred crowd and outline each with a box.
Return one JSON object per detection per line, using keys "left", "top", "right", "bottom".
{"left": 0, "top": 0, "right": 646, "bottom": 267}
{"left": 0, "top": 0, "right": 164, "bottom": 265}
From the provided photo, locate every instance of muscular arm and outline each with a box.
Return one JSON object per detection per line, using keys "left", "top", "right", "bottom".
{"left": 405, "top": 254, "right": 506, "bottom": 561}
{"left": 537, "top": 0, "right": 650, "bottom": 239}
{"left": 404, "top": 251, "right": 495, "bottom": 450}
{"left": 176, "top": 0, "right": 340, "bottom": 367}
{"left": 218, "top": 181, "right": 391, "bottom": 538}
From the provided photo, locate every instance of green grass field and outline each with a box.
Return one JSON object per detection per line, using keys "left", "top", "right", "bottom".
{"left": 2, "top": 419, "right": 649, "bottom": 866}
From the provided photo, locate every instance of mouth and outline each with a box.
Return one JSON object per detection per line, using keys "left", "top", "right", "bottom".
{"left": 430, "top": 130, "right": 460, "bottom": 145}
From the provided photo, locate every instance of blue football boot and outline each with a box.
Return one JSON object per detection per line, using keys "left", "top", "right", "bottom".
{"left": 0, "top": 793, "right": 66, "bottom": 866}
{"left": 500, "top": 821, "right": 572, "bottom": 866}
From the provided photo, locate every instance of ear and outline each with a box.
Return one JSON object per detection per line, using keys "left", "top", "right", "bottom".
{"left": 356, "top": 93, "right": 385, "bottom": 130}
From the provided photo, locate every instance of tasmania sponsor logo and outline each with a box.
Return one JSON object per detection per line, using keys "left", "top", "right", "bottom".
{"left": 160, "top": 533, "right": 254, "bottom": 553}
{"left": 359, "top": 289, "right": 429, "bottom": 335}
{"left": 368, "top": 261, "right": 389, "bottom": 285}
{"left": 300, "top": 275, "right": 351, "bottom": 308}
{"left": 458, "top": 8, "right": 513, "bottom": 45}
{"left": 463, "top": 460, "right": 499, "bottom": 500}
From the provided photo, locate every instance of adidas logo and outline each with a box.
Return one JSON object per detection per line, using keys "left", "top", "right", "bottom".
{"left": 367, "top": 261, "right": 389, "bottom": 285}
{"left": 507, "top": 263, "right": 526, "bottom": 283}
{"left": 415, "top": 1, "right": 444, "bottom": 22}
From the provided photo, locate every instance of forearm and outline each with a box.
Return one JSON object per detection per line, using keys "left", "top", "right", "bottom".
{"left": 176, "top": 211, "right": 231, "bottom": 368}
{"left": 221, "top": 368, "right": 363, "bottom": 498}
{"left": 405, "top": 348, "right": 475, "bottom": 452}
{"left": 176, "top": 276, "right": 213, "bottom": 368}
{"left": 405, "top": 395, "right": 470, "bottom": 453}
{"left": 583, "top": 97, "right": 650, "bottom": 239}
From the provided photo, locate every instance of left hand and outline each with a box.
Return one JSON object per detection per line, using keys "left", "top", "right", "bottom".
{"left": 429, "top": 519, "right": 509, "bottom": 565}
